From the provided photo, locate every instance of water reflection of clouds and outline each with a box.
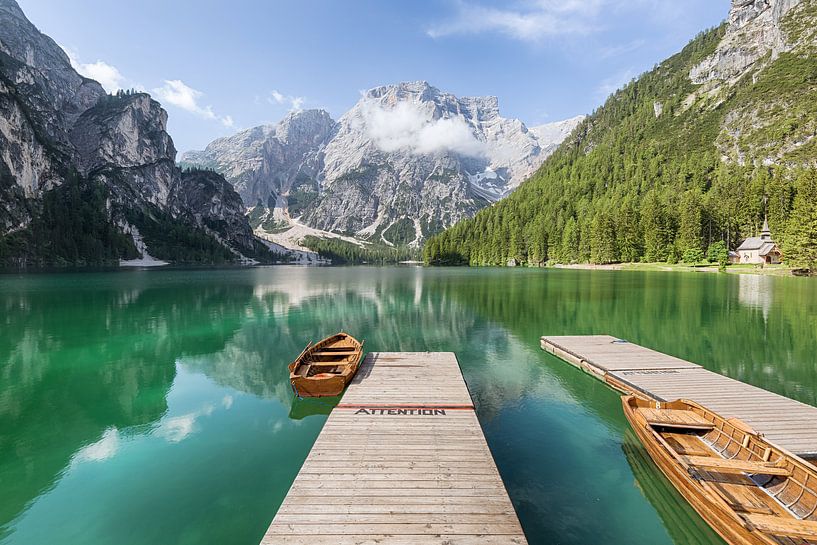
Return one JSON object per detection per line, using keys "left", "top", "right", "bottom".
{"left": 72, "top": 427, "right": 120, "bottom": 464}
{"left": 155, "top": 404, "right": 214, "bottom": 443}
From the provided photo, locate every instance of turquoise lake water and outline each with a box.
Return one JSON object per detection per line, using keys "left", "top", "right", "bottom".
{"left": 2, "top": 266, "right": 816, "bottom": 545}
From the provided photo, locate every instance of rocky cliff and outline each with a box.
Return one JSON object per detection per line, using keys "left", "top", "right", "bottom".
{"left": 0, "top": 0, "right": 271, "bottom": 265}
{"left": 183, "top": 82, "right": 583, "bottom": 246}
{"left": 690, "top": 0, "right": 802, "bottom": 85}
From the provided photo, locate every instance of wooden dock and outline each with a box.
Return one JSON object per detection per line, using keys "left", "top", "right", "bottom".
{"left": 541, "top": 335, "right": 817, "bottom": 459}
{"left": 262, "top": 352, "right": 528, "bottom": 545}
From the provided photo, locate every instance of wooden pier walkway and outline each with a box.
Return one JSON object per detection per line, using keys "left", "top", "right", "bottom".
{"left": 541, "top": 335, "right": 817, "bottom": 459}
{"left": 261, "top": 352, "right": 528, "bottom": 545}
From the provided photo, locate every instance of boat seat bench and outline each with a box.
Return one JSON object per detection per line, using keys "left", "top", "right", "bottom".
{"left": 638, "top": 408, "right": 715, "bottom": 430}
{"left": 682, "top": 456, "right": 791, "bottom": 476}
{"left": 744, "top": 513, "right": 817, "bottom": 539}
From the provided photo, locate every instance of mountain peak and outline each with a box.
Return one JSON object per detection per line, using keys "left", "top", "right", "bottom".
{"left": 363, "top": 81, "right": 500, "bottom": 114}
{"left": 366, "top": 81, "right": 437, "bottom": 101}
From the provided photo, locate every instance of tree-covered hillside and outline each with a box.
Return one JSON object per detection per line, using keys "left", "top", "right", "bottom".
{"left": 425, "top": 5, "right": 817, "bottom": 272}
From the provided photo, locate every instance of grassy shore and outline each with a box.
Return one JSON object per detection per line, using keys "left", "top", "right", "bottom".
{"left": 552, "top": 263, "right": 801, "bottom": 277}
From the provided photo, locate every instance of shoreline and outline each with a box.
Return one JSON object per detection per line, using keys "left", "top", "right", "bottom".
{"left": 550, "top": 262, "right": 800, "bottom": 277}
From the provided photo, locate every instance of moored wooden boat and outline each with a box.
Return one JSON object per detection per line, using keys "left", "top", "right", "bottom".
{"left": 289, "top": 333, "right": 363, "bottom": 397}
{"left": 622, "top": 396, "right": 817, "bottom": 545}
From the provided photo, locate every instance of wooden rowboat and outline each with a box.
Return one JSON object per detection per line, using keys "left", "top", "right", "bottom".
{"left": 622, "top": 396, "right": 817, "bottom": 545}
{"left": 288, "top": 333, "right": 363, "bottom": 398}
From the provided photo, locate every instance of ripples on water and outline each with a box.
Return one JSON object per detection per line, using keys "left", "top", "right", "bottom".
{"left": 1, "top": 266, "right": 816, "bottom": 545}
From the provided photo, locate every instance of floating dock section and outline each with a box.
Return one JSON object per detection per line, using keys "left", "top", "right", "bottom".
{"left": 262, "top": 352, "right": 528, "bottom": 545}
{"left": 542, "top": 335, "right": 817, "bottom": 459}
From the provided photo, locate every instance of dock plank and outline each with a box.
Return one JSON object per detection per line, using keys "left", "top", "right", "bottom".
{"left": 541, "top": 335, "right": 817, "bottom": 458}
{"left": 261, "top": 352, "right": 527, "bottom": 544}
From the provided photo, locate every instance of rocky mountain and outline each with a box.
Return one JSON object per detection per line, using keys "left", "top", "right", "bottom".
{"left": 426, "top": 0, "right": 817, "bottom": 268}
{"left": 0, "top": 0, "right": 273, "bottom": 266}
{"left": 690, "top": 0, "right": 800, "bottom": 85}
{"left": 182, "top": 82, "right": 583, "bottom": 247}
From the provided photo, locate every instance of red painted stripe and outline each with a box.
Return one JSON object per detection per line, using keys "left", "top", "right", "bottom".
{"left": 336, "top": 404, "right": 475, "bottom": 410}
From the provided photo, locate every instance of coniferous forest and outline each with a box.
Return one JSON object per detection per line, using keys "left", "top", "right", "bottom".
{"left": 424, "top": 22, "right": 817, "bottom": 272}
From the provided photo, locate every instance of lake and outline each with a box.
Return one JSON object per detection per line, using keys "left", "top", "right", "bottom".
{"left": 2, "top": 266, "right": 816, "bottom": 545}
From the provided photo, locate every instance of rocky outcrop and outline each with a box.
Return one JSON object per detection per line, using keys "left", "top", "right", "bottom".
{"left": 690, "top": 0, "right": 802, "bottom": 84}
{"left": 182, "top": 109, "right": 335, "bottom": 207}
{"left": 171, "top": 169, "right": 258, "bottom": 253}
{"left": 183, "top": 82, "right": 583, "bottom": 245}
{"left": 0, "top": 0, "right": 105, "bottom": 140}
{"left": 0, "top": 0, "right": 267, "bottom": 264}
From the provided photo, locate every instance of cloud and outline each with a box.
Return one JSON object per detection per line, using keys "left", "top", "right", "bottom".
{"left": 359, "top": 100, "right": 486, "bottom": 157}
{"left": 73, "top": 427, "right": 120, "bottom": 463}
{"left": 61, "top": 46, "right": 126, "bottom": 92}
{"left": 153, "top": 79, "right": 233, "bottom": 127}
{"left": 426, "top": 0, "right": 696, "bottom": 43}
{"left": 599, "top": 39, "right": 646, "bottom": 59}
{"left": 427, "top": 0, "right": 606, "bottom": 42}
{"left": 596, "top": 68, "right": 636, "bottom": 98}
{"left": 268, "top": 89, "right": 306, "bottom": 111}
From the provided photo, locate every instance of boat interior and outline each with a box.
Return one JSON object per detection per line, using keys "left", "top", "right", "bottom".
{"left": 628, "top": 397, "right": 817, "bottom": 544}
{"left": 293, "top": 335, "right": 362, "bottom": 378}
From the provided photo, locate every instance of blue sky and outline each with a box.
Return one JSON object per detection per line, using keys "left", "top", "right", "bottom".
{"left": 18, "top": 0, "right": 729, "bottom": 152}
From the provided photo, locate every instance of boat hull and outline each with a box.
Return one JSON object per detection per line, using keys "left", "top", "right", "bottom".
{"left": 291, "top": 373, "right": 350, "bottom": 398}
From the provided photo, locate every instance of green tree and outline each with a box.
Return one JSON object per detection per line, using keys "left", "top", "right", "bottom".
{"left": 682, "top": 248, "right": 705, "bottom": 264}
{"left": 707, "top": 240, "right": 730, "bottom": 268}
{"left": 524, "top": 216, "right": 548, "bottom": 265}
{"left": 784, "top": 169, "right": 817, "bottom": 271}
{"left": 678, "top": 189, "right": 704, "bottom": 253}
{"left": 560, "top": 217, "right": 579, "bottom": 263}
{"left": 590, "top": 211, "right": 617, "bottom": 264}
{"left": 641, "top": 192, "right": 672, "bottom": 262}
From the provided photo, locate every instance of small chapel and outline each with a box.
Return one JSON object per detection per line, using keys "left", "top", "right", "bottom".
{"left": 734, "top": 218, "right": 783, "bottom": 265}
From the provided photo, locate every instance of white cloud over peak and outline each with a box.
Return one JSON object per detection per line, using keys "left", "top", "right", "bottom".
{"left": 268, "top": 89, "right": 306, "bottom": 112}
{"left": 360, "top": 101, "right": 486, "bottom": 157}
{"left": 153, "top": 79, "right": 233, "bottom": 127}
{"left": 61, "top": 46, "right": 126, "bottom": 92}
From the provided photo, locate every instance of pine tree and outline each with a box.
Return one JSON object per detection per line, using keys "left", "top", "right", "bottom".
{"left": 641, "top": 192, "right": 671, "bottom": 262}
{"left": 590, "top": 211, "right": 617, "bottom": 264}
{"left": 678, "top": 189, "right": 704, "bottom": 253}
{"left": 560, "top": 218, "right": 579, "bottom": 263}
{"left": 784, "top": 169, "right": 817, "bottom": 271}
